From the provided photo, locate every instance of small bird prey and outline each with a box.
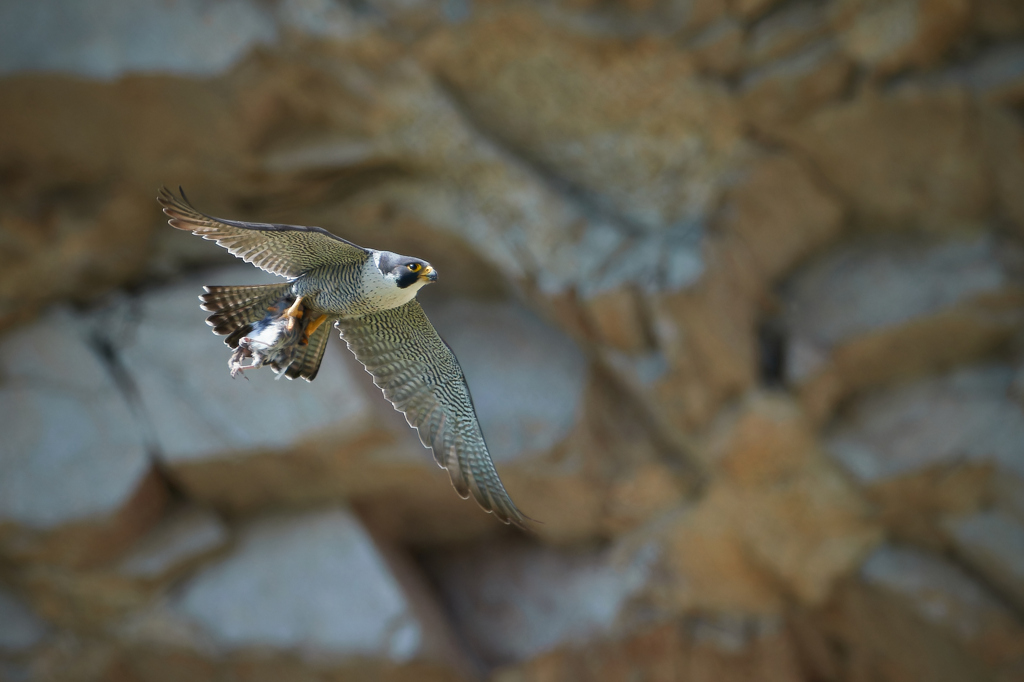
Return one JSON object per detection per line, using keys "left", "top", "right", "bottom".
{"left": 158, "top": 187, "right": 529, "bottom": 529}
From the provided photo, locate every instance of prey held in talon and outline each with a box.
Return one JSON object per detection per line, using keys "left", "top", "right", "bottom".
{"left": 158, "top": 186, "right": 532, "bottom": 530}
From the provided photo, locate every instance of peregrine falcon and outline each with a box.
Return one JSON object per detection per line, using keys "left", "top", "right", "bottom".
{"left": 157, "top": 187, "right": 530, "bottom": 530}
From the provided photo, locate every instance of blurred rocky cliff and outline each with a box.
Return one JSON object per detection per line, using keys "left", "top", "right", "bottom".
{"left": 1, "top": 0, "right": 1023, "bottom": 680}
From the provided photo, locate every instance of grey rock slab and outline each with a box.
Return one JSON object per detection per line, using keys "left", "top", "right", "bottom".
{"left": 826, "top": 365, "right": 1024, "bottom": 484}
{"left": 0, "top": 0, "right": 277, "bottom": 79}
{"left": 0, "top": 587, "right": 49, "bottom": 652}
{"left": 923, "top": 43, "right": 1024, "bottom": 105}
{"left": 111, "top": 267, "right": 376, "bottom": 465}
{"left": 423, "top": 537, "right": 651, "bottom": 667}
{"left": 863, "top": 544, "right": 1012, "bottom": 638}
{"left": 860, "top": 543, "right": 1024, "bottom": 674}
{"left": 945, "top": 511, "right": 1024, "bottom": 612}
{"left": 171, "top": 506, "right": 453, "bottom": 663}
{"left": 784, "top": 235, "right": 1010, "bottom": 383}
{"left": 0, "top": 307, "right": 152, "bottom": 531}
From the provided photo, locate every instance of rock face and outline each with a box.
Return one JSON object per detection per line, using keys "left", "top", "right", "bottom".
{"left": 783, "top": 236, "right": 1024, "bottom": 421}
{"left": 0, "top": 587, "right": 48, "bottom": 652}
{"left": 837, "top": 0, "right": 972, "bottom": 76}
{"left": 826, "top": 365, "right": 1024, "bottom": 549}
{"left": 119, "top": 507, "right": 471, "bottom": 681}
{"left": 2, "top": 1, "right": 1024, "bottom": 680}
{"left": 424, "top": 537, "right": 651, "bottom": 668}
{"left": 945, "top": 511, "right": 1024, "bottom": 613}
{"left": 776, "top": 90, "right": 995, "bottom": 233}
{"left": 0, "top": 308, "right": 167, "bottom": 569}
{"left": 813, "top": 545, "right": 1024, "bottom": 682}
{"left": 425, "top": 11, "right": 748, "bottom": 235}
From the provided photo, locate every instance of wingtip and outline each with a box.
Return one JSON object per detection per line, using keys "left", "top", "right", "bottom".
{"left": 502, "top": 508, "right": 541, "bottom": 533}
{"left": 156, "top": 185, "right": 191, "bottom": 208}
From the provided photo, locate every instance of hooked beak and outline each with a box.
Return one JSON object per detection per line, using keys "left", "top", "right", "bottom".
{"left": 420, "top": 265, "right": 438, "bottom": 283}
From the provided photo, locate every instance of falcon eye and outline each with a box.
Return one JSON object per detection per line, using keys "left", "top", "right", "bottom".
{"left": 407, "top": 263, "right": 422, "bottom": 272}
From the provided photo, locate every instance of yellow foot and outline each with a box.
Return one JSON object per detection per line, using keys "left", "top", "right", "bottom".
{"left": 283, "top": 295, "right": 304, "bottom": 331}
{"left": 300, "top": 314, "right": 329, "bottom": 346}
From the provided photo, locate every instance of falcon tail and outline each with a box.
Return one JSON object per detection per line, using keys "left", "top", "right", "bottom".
{"left": 199, "top": 283, "right": 331, "bottom": 382}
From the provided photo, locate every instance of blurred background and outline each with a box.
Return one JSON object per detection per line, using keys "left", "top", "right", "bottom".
{"left": 1, "top": 0, "right": 1023, "bottom": 680}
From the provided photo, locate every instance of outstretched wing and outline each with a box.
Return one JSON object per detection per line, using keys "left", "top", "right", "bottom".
{"left": 337, "top": 301, "right": 530, "bottom": 529}
{"left": 158, "top": 186, "right": 369, "bottom": 278}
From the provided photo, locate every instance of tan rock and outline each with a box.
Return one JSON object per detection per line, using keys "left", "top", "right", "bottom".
{"left": 734, "top": 461, "right": 881, "bottom": 605}
{"left": 493, "top": 616, "right": 804, "bottom": 682}
{"left": 775, "top": 89, "right": 992, "bottom": 232}
{"left": 603, "top": 461, "right": 689, "bottom": 536}
{"left": 740, "top": 40, "right": 854, "bottom": 131}
{"left": 981, "top": 104, "right": 1024, "bottom": 235}
{"left": 634, "top": 394, "right": 879, "bottom": 607}
{"left": 636, "top": 491, "right": 786, "bottom": 615}
{"left": 20, "top": 635, "right": 126, "bottom": 682}
{"left": 784, "top": 237, "right": 1024, "bottom": 422}
{"left": 945, "top": 511, "right": 1024, "bottom": 613}
{"left": 869, "top": 465, "right": 994, "bottom": 550}
{"left": 0, "top": 72, "right": 244, "bottom": 192}
{"left": 699, "top": 391, "right": 819, "bottom": 487}
{"left": 119, "top": 507, "right": 471, "bottom": 682}
{"left": 424, "top": 10, "right": 748, "bottom": 233}
{"left": 837, "top": 0, "right": 972, "bottom": 76}
{"left": 0, "top": 308, "right": 168, "bottom": 569}
{"left": 0, "top": 184, "right": 154, "bottom": 332}
{"left": 610, "top": 240, "right": 758, "bottom": 436}
{"left": 13, "top": 506, "right": 229, "bottom": 632}
{"left": 818, "top": 545, "right": 1024, "bottom": 682}
{"left": 0, "top": 69, "right": 259, "bottom": 322}
{"left": 580, "top": 287, "right": 651, "bottom": 354}
{"left": 714, "top": 152, "right": 845, "bottom": 284}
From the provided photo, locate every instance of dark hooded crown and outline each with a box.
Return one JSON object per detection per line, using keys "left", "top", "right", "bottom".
{"left": 376, "top": 251, "right": 433, "bottom": 289}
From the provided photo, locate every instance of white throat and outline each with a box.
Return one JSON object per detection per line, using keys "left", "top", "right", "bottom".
{"left": 363, "top": 256, "right": 427, "bottom": 310}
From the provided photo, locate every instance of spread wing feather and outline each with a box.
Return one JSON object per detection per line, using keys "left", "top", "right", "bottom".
{"left": 158, "top": 187, "right": 369, "bottom": 277}
{"left": 336, "top": 301, "right": 529, "bottom": 529}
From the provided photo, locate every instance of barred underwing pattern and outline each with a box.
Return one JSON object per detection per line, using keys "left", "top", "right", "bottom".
{"left": 337, "top": 301, "right": 529, "bottom": 529}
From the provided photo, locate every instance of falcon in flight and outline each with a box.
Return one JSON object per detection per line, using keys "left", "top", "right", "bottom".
{"left": 157, "top": 187, "right": 529, "bottom": 530}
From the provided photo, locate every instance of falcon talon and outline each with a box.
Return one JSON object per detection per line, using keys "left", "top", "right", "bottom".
{"left": 301, "top": 314, "right": 329, "bottom": 345}
{"left": 227, "top": 296, "right": 309, "bottom": 379}
{"left": 283, "top": 295, "right": 305, "bottom": 332}
{"left": 158, "top": 186, "right": 533, "bottom": 530}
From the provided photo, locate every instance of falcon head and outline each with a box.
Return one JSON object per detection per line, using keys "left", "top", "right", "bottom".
{"left": 376, "top": 251, "right": 438, "bottom": 290}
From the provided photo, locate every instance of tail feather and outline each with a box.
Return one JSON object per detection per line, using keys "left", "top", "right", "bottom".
{"left": 275, "top": 318, "right": 332, "bottom": 382}
{"left": 200, "top": 283, "right": 292, "bottom": 349}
